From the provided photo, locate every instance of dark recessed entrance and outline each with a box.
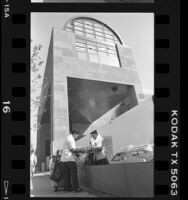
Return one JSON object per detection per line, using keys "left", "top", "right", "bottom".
{"left": 67, "top": 77, "right": 137, "bottom": 138}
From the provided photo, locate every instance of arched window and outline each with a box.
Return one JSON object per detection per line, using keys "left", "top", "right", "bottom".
{"left": 64, "top": 17, "right": 123, "bottom": 67}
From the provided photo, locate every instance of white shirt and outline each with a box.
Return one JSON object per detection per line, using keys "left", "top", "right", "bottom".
{"left": 90, "top": 134, "right": 106, "bottom": 161}
{"left": 49, "top": 157, "right": 55, "bottom": 172}
{"left": 30, "top": 153, "right": 37, "bottom": 166}
{"left": 60, "top": 134, "right": 76, "bottom": 162}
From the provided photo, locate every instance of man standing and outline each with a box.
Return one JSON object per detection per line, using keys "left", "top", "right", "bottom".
{"left": 89, "top": 130, "right": 109, "bottom": 165}
{"left": 60, "top": 130, "right": 82, "bottom": 192}
{"left": 30, "top": 149, "right": 37, "bottom": 177}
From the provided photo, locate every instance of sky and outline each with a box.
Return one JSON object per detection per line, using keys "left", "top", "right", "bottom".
{"left": 31, "top": 12, "right": 154, "bottom": 95}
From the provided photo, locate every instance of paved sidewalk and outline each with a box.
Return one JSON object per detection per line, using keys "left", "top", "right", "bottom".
{"left": 30, "top": 172, "right": 97, "bottom": 197}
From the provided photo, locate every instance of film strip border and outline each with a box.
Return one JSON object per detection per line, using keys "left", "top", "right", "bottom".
{"left": 155, "top": 0, "right": 180, "bottom": 198}
{"left": 0, "top": 0, "right": 180, "bottom": 199}
{"left": 1, "top": 0, "right": 29, "bottom": 199}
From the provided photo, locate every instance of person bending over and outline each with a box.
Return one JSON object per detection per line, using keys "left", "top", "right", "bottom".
{"left": 60, "top": 130, "right": 82, "bottom": 192}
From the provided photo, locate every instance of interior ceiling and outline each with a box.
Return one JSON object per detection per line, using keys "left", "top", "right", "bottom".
{"left": 67, "top": 77, "right": 131, "bottom": 125}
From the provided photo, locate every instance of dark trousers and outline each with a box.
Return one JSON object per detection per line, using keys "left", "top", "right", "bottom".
{"left": 63, "top": 161, "right": 79, "bottom": 190}
{"left": 59, "top": 162, "right": 69, "bottom": 187}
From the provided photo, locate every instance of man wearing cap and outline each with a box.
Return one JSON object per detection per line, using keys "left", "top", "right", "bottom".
{"left": 60, "top": 130, "right": 82, "bottom": 192}
{"left": 89, "top": 130, "right": 109, "bottom": 165}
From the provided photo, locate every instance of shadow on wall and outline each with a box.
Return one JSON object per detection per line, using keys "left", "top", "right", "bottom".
{"left": 98, "top": 96, "right": 154, "bottom": 153}
{"left": 76, "top": 96, "right": 153, "bottom": 155}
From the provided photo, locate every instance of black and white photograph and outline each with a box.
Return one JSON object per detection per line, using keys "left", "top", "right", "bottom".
{"left": 31, "top": 0, "right": 154, "bottom": 3}
{"left": 30, "top": 12, "right": 154, "bottom": 197}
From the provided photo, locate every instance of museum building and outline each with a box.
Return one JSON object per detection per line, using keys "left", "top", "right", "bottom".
{"left": 36, "top": 17, "right": 148, "bottom": 169}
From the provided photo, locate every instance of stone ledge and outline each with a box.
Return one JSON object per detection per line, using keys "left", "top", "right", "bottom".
{"left": 78, "top": 162, "right": 153, "bottom": 197}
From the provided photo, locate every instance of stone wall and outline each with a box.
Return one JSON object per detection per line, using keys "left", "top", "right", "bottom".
{"left": 38, "top": 33, "right": 53, "bottom": 124}
{"left": 52, "top": 27, "right": 143, "bottom": 153}
{"left": 36, "top": 123, "right": 50, "bottom": 170}
{"left": 78, "top": 162, "right": 153, "bottom": 197}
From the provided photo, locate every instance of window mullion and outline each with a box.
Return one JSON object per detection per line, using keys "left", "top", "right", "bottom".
{"left": 68, "top": 18, "right": 121, "bottom": 67}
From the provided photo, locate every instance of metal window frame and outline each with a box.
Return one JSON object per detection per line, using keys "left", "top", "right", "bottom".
{"left": 65, "top": 17, "right": 122, "bottom": 67}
